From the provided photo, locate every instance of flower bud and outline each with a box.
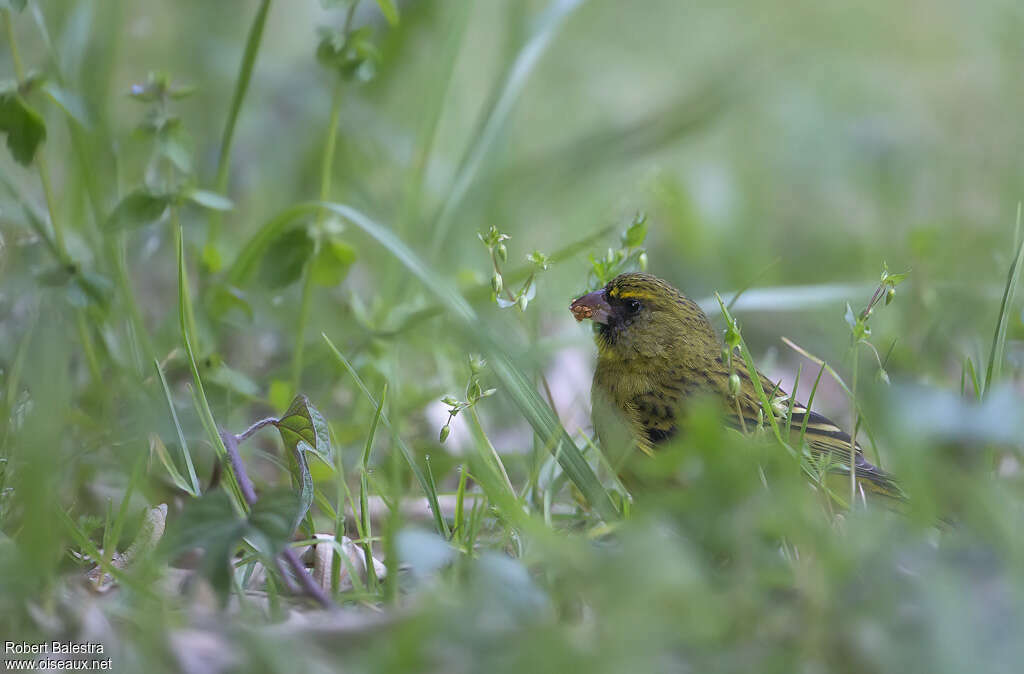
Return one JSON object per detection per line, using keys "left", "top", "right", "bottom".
{"left": 439, "top": 424, "right": 451, "bottom": 443}
{"left": 491, "top": 273, "right": 503, "bottom": 295}
{"left": 638, "top": 252, "right": 649, "bottom": 271}
{"left": 496, "top": 244, "right": 508, "bottom": 263}
{"left": 728, "top": 373, "right": 741, "bottom": 397}
{"left": 885, "top": 287, "right": 895, "bottom": 305}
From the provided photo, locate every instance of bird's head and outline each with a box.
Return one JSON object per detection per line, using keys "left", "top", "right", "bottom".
{"left": 570, "top": 272, "right": 719, "bottom": 362}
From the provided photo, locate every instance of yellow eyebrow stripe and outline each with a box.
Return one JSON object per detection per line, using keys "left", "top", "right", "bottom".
{"left": 616, "top": 290, "right": 657, "bottom": 301}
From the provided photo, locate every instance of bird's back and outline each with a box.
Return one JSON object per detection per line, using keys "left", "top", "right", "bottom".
{"left": 592, "top": 353, "right": 903, "bottom": 502}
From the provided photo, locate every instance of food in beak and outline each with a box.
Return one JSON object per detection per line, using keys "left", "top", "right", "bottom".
{"left": 570, "top": 290, "right": 612, "bottom": 324}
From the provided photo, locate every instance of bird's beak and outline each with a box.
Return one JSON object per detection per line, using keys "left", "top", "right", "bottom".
{"left": 570, "top": 290, "right": 612, "bottom": 325}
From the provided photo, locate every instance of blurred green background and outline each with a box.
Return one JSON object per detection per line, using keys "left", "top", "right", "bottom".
{"left": 2, "top": 0, "right": 1023, "bottom": 672}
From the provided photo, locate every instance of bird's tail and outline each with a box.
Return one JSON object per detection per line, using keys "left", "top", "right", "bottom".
{"left": 789, "top": 407, "right": 906, "bottom": 503}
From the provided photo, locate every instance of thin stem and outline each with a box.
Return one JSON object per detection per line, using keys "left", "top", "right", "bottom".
{"left": 3, "top": 9, "right": 24, "bottom": 75}
{"left": 319, "top": 81, "right": 344, "bottom": 219}
{"left": 237, "top": 417, "right": 279, "bottom": 442}
{"left": 75, "top": 312, "right": 104, "bottom": 384}
{"left": 291, "top": 258, "right": 317, "bottom": 393}
{"left": 36, "top": 159, "right": 65, "bottom": 254}
{"left": 849, "top": 348, "right": 859, "bottom": 508}
{"left": 292, "top": 78, "right": 344, "bottom": 392}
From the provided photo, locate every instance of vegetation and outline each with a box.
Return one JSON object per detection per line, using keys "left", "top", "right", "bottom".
{"left": 1, "top": 1, "right": 1023, "bottom": 672}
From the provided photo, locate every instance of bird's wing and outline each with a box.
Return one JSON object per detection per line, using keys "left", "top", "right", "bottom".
{"left": 726, "top": 369, "right": 905, "bottom": 501}
{"left": 788, "top": 407, "right": 904, "bottom": 500}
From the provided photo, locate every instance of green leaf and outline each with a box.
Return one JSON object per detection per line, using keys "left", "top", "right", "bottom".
{"left": 167, "top": 490, "right": 246, "bottom": 603}
{"left": 107, "top": 189, "right": 171, "bottom": 229}
{"left": 158, "top": 123, "right": 193, "bottom": 174}
{"left": 316, "top": 26, "right": 381, "bottom": 81}
{"left": 374, "top": 0, "right": 399, "bottom": 26}
{"left": 0, "top": 92, "right": 46, "bottom": 165}
{"left": 226, "top": 203, "right": 311, "bottom": 285}
{"left": 275, "top": 395, "right": 332, "bottom": 532}
{"left": 168, "top": 487, "right": 301, "bottom": 604}
{"left": 246, "top": 488, "right": 303, "bottom": 559}
{"left": 259, "top": 226, "right": 314, "bottom": 288}
{"left": 3, "top": 0, "right": 27, "bottom": 12}
{"left": 291, "top": 446, "right": 315, "bottom": 536}
{"left": 310, "top": 236, "right": 356, "bottom": 286}
{"left": 276, "top": 395, "right": 334, "bottom": 467}
{"left": 621, "top": 212, "right": 648, "bottom": 248}
{"left": 185, "top": 188, "right": 233, "bottom": 212}
{"left": 40, "top": 81, "right": 91, "bottom": 128}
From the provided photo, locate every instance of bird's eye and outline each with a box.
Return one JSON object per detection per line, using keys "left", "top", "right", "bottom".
{"left": 628, "top": 299, "right": 641, "bottom": 313}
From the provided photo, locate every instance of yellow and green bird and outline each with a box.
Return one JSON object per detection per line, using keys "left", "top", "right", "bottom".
{"left": 570, "top": 272, "right": 903, "bottom": 502}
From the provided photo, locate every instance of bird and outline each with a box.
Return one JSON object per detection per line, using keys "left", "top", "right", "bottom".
{"left": 570, "top": 272, "right": 903, "bottom": 503}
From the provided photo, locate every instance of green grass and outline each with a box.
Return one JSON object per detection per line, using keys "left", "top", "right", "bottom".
{"left": 2, "top": 1, "right": 1024, "bottom": 672}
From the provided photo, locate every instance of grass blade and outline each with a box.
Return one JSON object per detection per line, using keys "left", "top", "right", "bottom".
{"left": 154, "top": 358, "right": 200, "bottom": 495}
{"left": 207, "top": 0, "right": 271, "bottom": 250}
{"left": 983, "top": 204, "right": 1024, "bottom": 397}
{"left": 362, "top": 383, "right": 388, "bottom": 468}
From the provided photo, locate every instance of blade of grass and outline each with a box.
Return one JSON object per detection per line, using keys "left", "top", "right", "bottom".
{"left": 359, "top": 471, "right": 379, "bottom": 592}
{"left": 467, "top": 406, "right": 516, "bottom": 498}
{"left": 983, "top": 204, "right": 1024, "bottom": 397}
{"left": 964, "top": 356, "right": 981, "bottom": 400}
{"left": 207, "top": 0, "right": 271, "bottom": 251}
{"left": 453, "top": 464, "right": 468, "bottom": 544}
{"left": 154, "top": 358, "right": 200, "bottom": 495}
{"left": 149, "top": 434, "right": 195, "bottom": 494}
{"left": 361, "top": 383, "right": 388, "bottom": 468}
